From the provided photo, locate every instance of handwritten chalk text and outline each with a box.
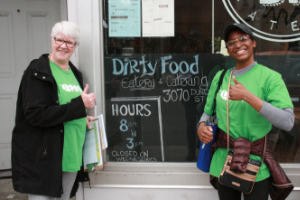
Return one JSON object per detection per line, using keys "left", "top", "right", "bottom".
{"left": 112, "top": 55, "right": 199, "bottom": 76}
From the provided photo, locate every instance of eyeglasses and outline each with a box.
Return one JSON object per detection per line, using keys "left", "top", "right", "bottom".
{"left": 226, "top": 35, "right": 250, "bottom": 48}
{"left": 53, "top": 37, "right": 77, "bottom": 48}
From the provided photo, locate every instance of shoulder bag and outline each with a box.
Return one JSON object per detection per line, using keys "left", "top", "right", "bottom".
{"left": 218, "top": 69, "right": 266, "bottom": 194}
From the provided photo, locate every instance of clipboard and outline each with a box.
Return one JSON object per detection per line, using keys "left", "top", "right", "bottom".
{"left": 83, "top": 114, "right": 108, "bottom": 172}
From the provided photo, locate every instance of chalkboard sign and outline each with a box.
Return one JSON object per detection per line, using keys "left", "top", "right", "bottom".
{"left": 107, "top": 97, "right": 164, "bottom": 162}
{"left": 104, "top": 53, "right": 228, "bottom": 162}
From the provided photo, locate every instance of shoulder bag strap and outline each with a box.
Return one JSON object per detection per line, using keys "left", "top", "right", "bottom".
{"left": 212, "top": 69, "right": 227, "bottom": 115}
{"left": 226, "top": 69, "right": 267, "bottom": 159}
{"left": 226, "top": 69, "right": 234, "bottom": 152}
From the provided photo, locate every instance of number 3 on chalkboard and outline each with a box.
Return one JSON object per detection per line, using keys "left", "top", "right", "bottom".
{"left": 126, "top": 138, "right": 134, "bottom": 149}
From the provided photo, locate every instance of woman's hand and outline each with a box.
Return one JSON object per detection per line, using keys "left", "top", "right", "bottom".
{"left": 86, "top": 115, "right": 94, "bottom": 130}
{"left": 81, "top": 84, "right": 96, "bottom": 109}
{"left": 197, "top": 122, "right": 214, "bottom": 144}
{"left": 229, "top": 76, "right": 248, "bottom": 101}
{"left": 229, "top": 76, "right": 263, "bottom": 112}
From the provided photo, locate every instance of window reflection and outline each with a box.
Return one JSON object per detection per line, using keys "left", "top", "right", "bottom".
{"left": 102, "top": 0, "right": 300, "bottom": 163}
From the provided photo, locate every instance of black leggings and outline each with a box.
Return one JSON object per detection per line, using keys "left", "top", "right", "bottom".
{"left": 216, "top": 178, "right": 270, "bottom": 200}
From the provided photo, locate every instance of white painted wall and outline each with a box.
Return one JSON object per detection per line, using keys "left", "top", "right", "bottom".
{"left": 67, "top": 0, "right": 102, "bottom": 117}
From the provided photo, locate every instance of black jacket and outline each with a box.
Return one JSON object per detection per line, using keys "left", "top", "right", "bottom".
{"left": 12, "top": 54, "right": 88, "bottom": 197}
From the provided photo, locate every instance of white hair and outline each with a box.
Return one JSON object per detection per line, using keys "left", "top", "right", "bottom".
{"left": 50, "top": 21, "right": 80, "bottom": 45}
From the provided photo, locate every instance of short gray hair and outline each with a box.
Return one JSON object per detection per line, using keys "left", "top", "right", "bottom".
{"left": 50, "top": 21, "right": 80, "bottom": 45}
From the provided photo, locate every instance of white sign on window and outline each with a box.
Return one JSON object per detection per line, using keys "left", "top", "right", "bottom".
{"left": 142, "top": 0, "right": 174, "bottom": 37}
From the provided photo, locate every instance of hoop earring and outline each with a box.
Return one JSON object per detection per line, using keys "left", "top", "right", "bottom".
{"left": 75, "top": 51, "right": 78, "bottom": 63}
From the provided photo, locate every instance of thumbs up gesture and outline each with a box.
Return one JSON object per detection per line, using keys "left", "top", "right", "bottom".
{"left": 81, "top": 84, "right": 96, "bottom": 109}
{"left": 229, "top": 76, "right": 248, "bottom": 101}
{"left": 229, "top": 76, "right": 264, "bottom": 112}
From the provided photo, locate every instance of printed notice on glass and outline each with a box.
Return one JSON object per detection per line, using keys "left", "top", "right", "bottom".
{"left": 142, "top": 0, "right": 174, "bottom": 37}
{"left": 109, "top": 0, "right": 141, "bottom": 37}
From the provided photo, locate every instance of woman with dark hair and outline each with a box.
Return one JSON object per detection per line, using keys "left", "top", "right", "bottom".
{"left": 197, "top": 23, "right": 294, "bottom": 200}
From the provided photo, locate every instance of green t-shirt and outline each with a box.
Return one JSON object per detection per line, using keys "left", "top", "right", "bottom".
{"left": 204, "top": 63, "right": 293, "bottom": 181}
{"left": 50, "top": 61, "right": 87, "bottom": 172}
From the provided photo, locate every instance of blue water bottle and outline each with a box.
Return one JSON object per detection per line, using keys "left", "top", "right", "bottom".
{"left": 197, "top": 116, "right": 218, "bottom": 173}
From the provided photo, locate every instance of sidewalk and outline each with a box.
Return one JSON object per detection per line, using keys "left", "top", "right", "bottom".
{"left": 0, "top": 179, "right": 28, "bottom": 200}
{"left": 0, "top": 179, "right": 75, "bottom": 200}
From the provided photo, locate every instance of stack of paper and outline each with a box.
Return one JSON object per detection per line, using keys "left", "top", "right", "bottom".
{"left": 83, "top": 114, "right": 108, "bottom": 172}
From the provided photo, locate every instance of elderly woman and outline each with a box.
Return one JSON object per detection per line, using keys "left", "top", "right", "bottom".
{"left": 197, "top": 23, "right": 294, "bottom": 200}
{"left": 11, "top": 21, "right": 95, "bottom": 200}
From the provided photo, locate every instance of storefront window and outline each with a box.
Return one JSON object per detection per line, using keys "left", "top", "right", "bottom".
{"left": 102, "top": 0, "right": 300, "bottom": 163}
